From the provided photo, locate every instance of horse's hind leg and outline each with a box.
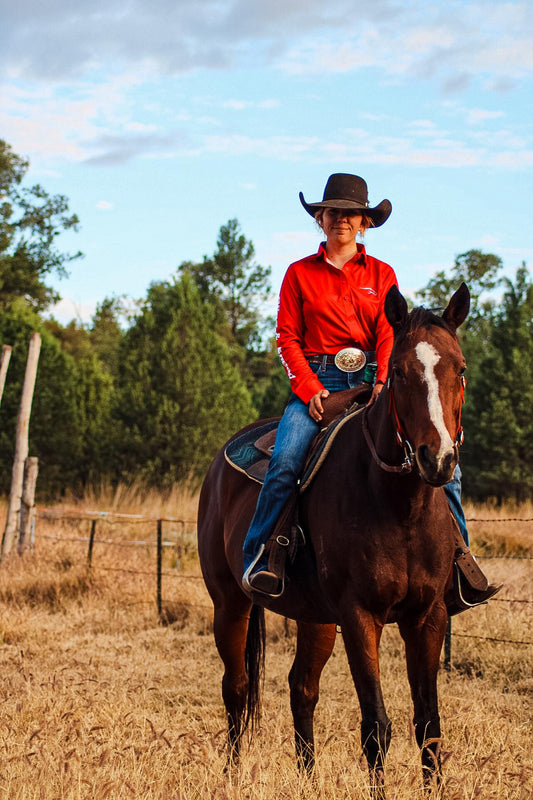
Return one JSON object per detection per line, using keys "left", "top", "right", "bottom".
{"left": 398, "top": 604, "right": 448, "bottom": 794}
{"left": 214, "top": 603, "right": 262, "bottom": 765}
{"left": 288, "top": 621, "right": 337, "bottom": 772}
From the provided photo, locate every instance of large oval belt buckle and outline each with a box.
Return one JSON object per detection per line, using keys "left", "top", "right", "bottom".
{"left": 334, "top": 347, "right": 366, "bottom": 373}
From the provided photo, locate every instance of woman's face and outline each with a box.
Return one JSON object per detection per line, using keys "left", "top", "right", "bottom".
{"left": 321, "top": 208, "right": 363, "bottom": 244}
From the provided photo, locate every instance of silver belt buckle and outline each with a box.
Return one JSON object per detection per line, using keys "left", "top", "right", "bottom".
{"left": 334, "top": 347, "right": 366, "bottom": 373}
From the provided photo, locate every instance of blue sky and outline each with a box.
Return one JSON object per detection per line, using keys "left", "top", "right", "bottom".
{"left": 1, "top": 0, "right": 532, "bottom": 324}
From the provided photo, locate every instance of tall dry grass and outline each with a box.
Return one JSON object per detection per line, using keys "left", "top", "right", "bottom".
{"left": 0, "top": 490, "right": 530, "bottom": 799}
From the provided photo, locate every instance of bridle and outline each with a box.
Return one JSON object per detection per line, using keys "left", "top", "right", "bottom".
{"left": 363, "top": 372, "right": 467, "bottom": 475}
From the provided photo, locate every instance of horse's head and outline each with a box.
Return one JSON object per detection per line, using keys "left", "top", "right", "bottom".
{"left": 384, "top": 283, "right": 470, "bottom": 486}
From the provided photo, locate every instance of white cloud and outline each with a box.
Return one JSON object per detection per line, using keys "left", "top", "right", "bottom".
{"left": 279, "top": 38, "right": 381, "bottom": 75}
{"left": 0, "top": 0, "right": 531, "bottom": 92}
{"left": 124, "top": 122, "right": 159, "bottom": 132}
{"left": 221, "top": 98, "right": 279, "bottom": 110}
{"left": 277, "top": 3, "right": 533, "bottom": 90}
{"left": 196, "top": 127, "right": 533, "bottom": 169}
{"left": 0, "top": 3, "right": 530, "bottom": 177}
{"left": 466, "top": 109, "right": 505, "bottom": 125}
{"left": 0, "top": 73, "right": 144, "bottom": 164}
{"left": 47, "top": 297, "right": 96, "bottom": 325}
{"left": 222, "top": 100, "right": 247, "bottom": 110}
{"left": 2, "top": 69, "right": 530, "bottom": 174}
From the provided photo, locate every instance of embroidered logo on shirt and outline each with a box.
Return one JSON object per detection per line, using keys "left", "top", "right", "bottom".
{"left": 277, "top": 345, "right": 296, "bottom": 380}
{"left": 360, "top": 287, "right": 377, "bottom": 296}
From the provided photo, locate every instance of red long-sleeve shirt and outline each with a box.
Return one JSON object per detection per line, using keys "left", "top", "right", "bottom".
{"left": 276, "top": 242, "right": 398, "bottom": 404}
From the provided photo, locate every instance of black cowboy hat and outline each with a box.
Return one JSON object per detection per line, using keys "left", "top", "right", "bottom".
{"left": 299, "top": 173, "right": 392, "bottom": 228}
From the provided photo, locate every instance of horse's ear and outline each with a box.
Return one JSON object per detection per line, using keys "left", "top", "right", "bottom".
{"left": 385, "top": 285, "right": 408, "bottom": 335}
{"left": 442, "top": 282, "right": 470, "bottom": 332}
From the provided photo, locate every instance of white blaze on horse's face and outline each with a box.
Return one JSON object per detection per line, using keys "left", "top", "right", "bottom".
{"left": 415, "top": 341, "right": 454, "bottom": 463}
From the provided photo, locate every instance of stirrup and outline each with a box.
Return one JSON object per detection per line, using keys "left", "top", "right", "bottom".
{"left": 447, "top": 563, "right": 503, "bottom": 616}
{"left": 242, "top": 544, "right": 285, "bottom": 598}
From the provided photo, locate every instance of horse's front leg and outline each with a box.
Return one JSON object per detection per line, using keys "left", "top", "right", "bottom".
{"left": 340, "top": 606, "right": 391, "bottom": 800}
{"left": 398, "top": 602, "right": 448, "bottom": 794}
{"left": 288, "top": 621, "right": 337, "bottom": 772}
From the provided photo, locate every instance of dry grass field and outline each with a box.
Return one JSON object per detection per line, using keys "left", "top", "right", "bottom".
{"left": 0, "top": 487, "right": 531, "bottom": 800}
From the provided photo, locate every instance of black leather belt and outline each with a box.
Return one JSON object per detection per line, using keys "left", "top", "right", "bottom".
{"left": 307, "top": 354, "right": 337, "bottom": 365}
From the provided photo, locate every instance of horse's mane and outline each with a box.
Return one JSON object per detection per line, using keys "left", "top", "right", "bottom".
{"left": 395, "top": 306, "right": 456, "bottom": 346}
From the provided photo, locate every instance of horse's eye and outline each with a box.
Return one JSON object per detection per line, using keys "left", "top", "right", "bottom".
{"left": 392, "top": 365, "right": 405, "bottom": 380}
{"left": 458, "top": 366, "right": 467, "bottom": 377}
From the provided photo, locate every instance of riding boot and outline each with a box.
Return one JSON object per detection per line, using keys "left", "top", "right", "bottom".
{"left": 242, "top": 542, "right": 285, "bottom": 597}
{"left": 446, "top": 528, "right": 503, "bottom": 616}
{"left": 242, "top": 493, "right": 298, "bottom": 598}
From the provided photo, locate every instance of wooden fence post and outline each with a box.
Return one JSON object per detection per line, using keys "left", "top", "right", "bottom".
{"left": 87, "top": 519, "right": 97, "bottom": 566}
{"left": 157, "top": 519, "right": 163, "bottom": 620}
{"left": 18, "top": 457, "right": 39, "bottom": 555}
{"left": 0, "top": 345, "right": 12, "bottom": 406}
{"left": 1, "top": 333, "right": 41, "bottom": 558}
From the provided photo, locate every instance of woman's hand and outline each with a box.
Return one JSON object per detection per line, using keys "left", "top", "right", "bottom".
{"left": 368, "top": 381, "right": 384, "bottom": 406}
{"left": 308, "top": 389, "right": 330, "bottom": 422}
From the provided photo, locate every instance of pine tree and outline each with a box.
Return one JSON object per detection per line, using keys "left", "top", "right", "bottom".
{"left": 116, "top": 273, "right": 257, "bottom": 486}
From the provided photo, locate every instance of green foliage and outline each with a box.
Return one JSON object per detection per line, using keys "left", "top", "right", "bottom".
{"left": 0, "top": 302, "right": 115, "bottom": 495}
{"left": 179, "top": 217, "right": 277, "bottom": 420}
{"left": 180, "top": 218, "right": 272, "bottom": 349}
{"left": 116, "top": 273, "right": 257, "bottom": 487}
{"left": 249, "top": 338, "right": 291, "bottom": 418}
{"left": 416, "top": 249, "right": 503, "bottom": 321}
{"left": 460, "top": 265, "right": 533, "bottom": 503}
{"left": 0, "top": 139, "right": 82, "bottom": 311}
{"left": 417, "top": 253, "right": 533, "bottom": 503}
{"left": 89, "top": 296, "right": 127, "bottom": 380}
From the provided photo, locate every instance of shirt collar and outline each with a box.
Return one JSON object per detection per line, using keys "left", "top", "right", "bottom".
{"left": 318, "top": 241, "right": 367, "bottom": 267}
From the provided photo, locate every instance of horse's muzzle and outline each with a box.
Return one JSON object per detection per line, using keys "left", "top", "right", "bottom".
{"left": 415, "top": 444, "right": 457, "bottom": 486}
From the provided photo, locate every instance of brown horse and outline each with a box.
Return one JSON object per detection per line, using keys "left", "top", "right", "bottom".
{"left": 197, "top": 284, "right": 470, "bottom": 797}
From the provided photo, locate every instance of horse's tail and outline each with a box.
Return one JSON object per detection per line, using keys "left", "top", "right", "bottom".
{"left": 244, "top": 603, "right": 266, "bottom": 733}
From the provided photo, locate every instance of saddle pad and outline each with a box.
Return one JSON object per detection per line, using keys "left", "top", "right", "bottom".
{"left": 224, "top": 404, "right": 366, "bottom": 490}
{"left": 224, "top": 419, "right": 280, "bottom": 484}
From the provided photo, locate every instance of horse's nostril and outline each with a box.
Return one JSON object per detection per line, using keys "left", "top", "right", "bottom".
{"left": 418, "top": 445, "right": 433, "bottom": 467}
{"left": 442, "top": 451, "right": 455, "bottom": 472}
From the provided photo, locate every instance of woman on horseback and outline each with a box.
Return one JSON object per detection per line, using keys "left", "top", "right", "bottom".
{"left": 242, "top": 173, "right": 499, "bottom": 608}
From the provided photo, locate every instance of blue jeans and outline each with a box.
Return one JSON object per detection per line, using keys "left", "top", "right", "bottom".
{"left": 444, "top": 464, "right": 469, "bottom": 546}
{"left": 243, "top": 357, "right": 371, "bottom": 571}
{"left": 242, "top": 357, "right": 469, "bottom": 571}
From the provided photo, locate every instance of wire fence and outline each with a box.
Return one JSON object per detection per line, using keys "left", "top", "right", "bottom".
{"left": 31, "top": 508, "right": 533, "bottom": 663}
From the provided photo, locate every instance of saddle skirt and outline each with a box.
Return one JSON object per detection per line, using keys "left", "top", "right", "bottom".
{"left": 224, "top": 386, "right": 372, "bottom": 491}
